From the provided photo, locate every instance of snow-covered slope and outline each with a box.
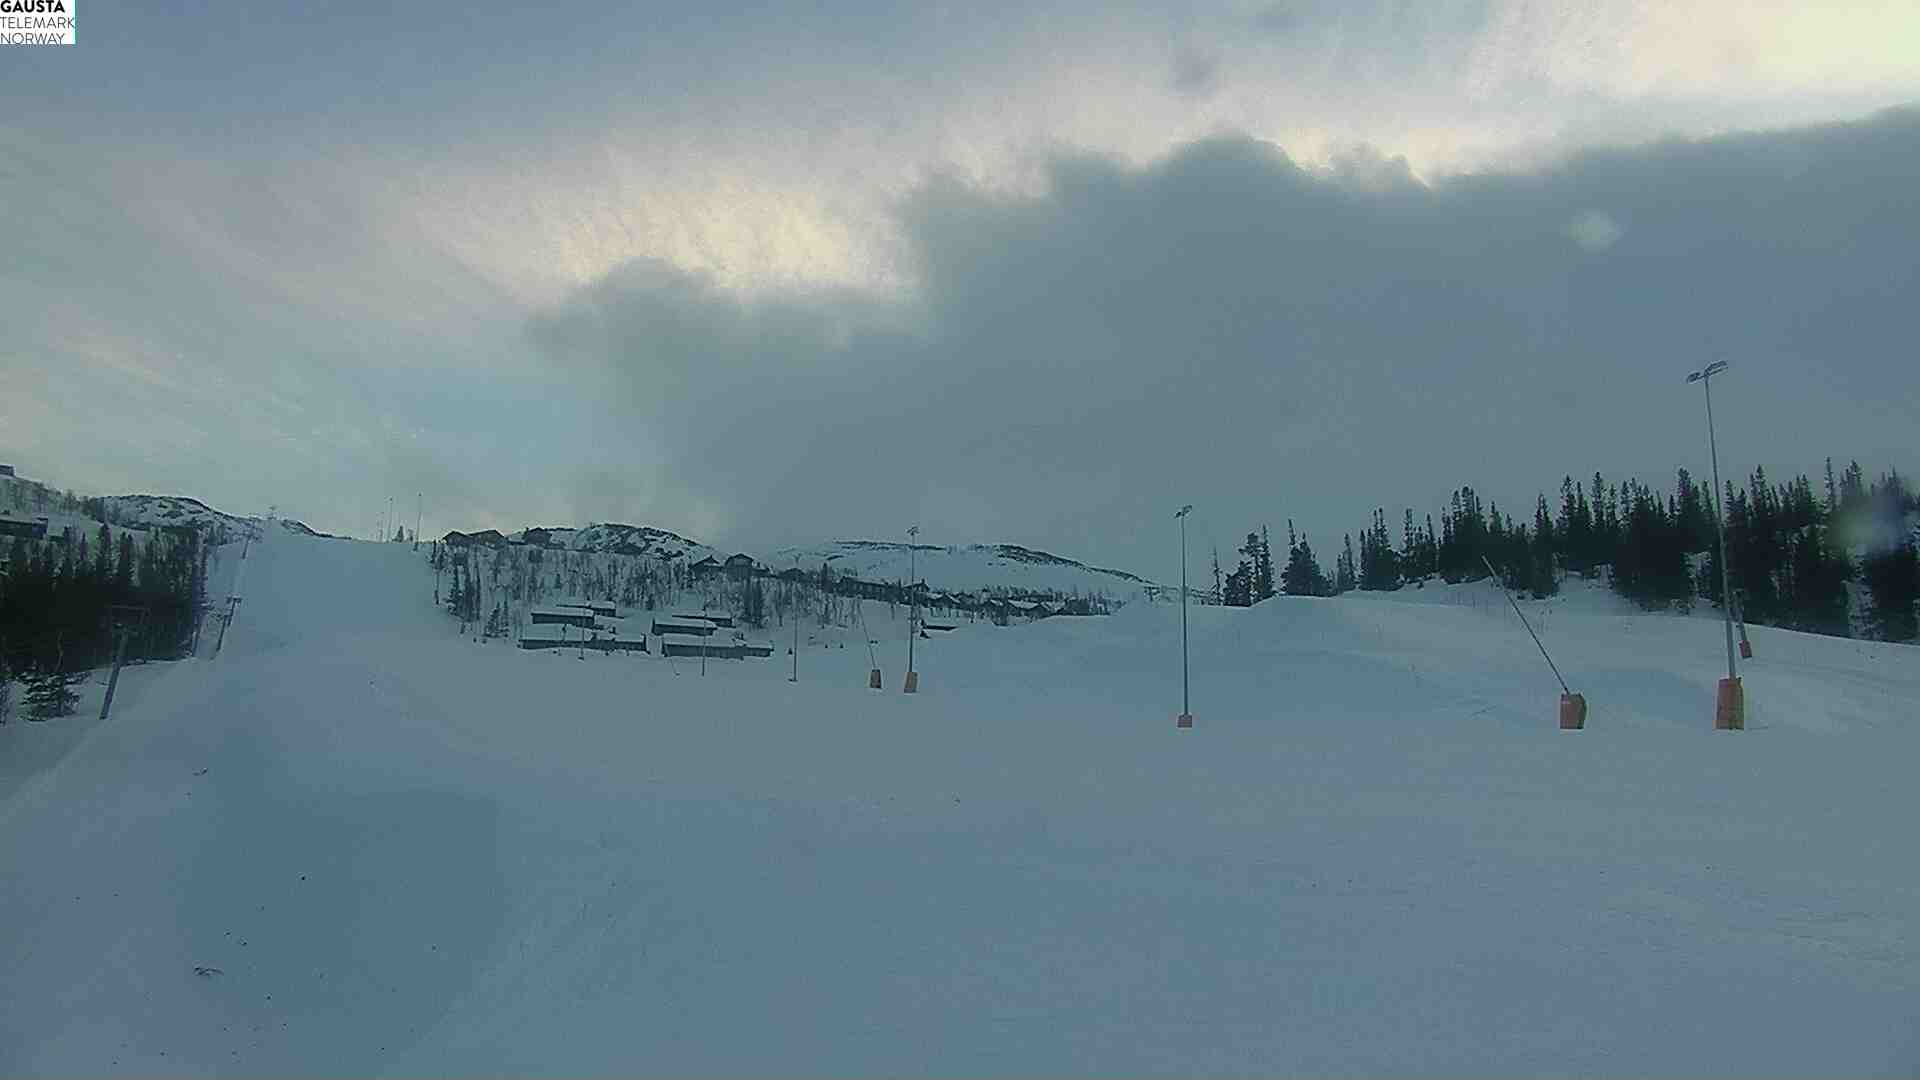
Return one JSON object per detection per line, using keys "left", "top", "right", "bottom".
{"left": 771, "top": 539, "right": 1155, "bottom": 598}
{"left": 3, "top": 532, "right": 1917, "bottom": 1075}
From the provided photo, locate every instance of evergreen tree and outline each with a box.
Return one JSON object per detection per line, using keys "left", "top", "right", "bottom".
{"left": 1611, "top": 480, "right": 1692, "bottom": 610}
{"left": 1360, "top": 508, "right": 1400, "bottom": 590}
{"left": 1592, "top": 473, "right": 1620, "bottom": 564}
{"left": 1224, "top": 533, "right": 1259, "bottom": 606}
{"left": 1675, "top": 468, "right": 1712, "bottom": 554}
{"left": 1839, "top": 460, "right": 1867, "bottom": 512}
{"left": 1556, "top": 477, "right": 1585, "bottom": 572}
{"left": 115, "top": 533, "right": 134, "bottom": 591}
{"left": 1222, "top": 562, "right": 1252, "bottom": 607}
{"left": 24, "top": 670, "right": 79, "bottom": 720}
{"left": 94, "top": 523, "right": 112, "bottom": 582}
{"left": 742, "top": 576, "right": 768, "bottom": 628}
{"left": 1253, "top": 526, "right": 1276, "bottom": 602}
{"left": 1399, "top": 509, "right": 1418, "bottom": 584}
{"left": 1282, "top": 522, "right": 1329, "bottom": 596}
{"left": 1336, "top": 534, "right": 1358, "bottom": 594}
{"left": 1528, "top": 494, "right": 1558, "bottom": 598}
{"left": 1784, "top": 523, "right": 1852, "bottom": 636}
{"left": 1862, "top": 540, "right": 1918, "bottom": 641}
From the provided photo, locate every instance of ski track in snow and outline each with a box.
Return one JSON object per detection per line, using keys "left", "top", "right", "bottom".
{"left": 3, "top": 531, "right": 1918, "bottom": 1075}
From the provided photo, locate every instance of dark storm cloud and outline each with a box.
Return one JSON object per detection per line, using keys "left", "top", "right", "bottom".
{"left": 532, "top": 108, "right": 1920, "bottom": 576}
{"left": 1170, "top": 48, "right": 1223, "bottom": 98}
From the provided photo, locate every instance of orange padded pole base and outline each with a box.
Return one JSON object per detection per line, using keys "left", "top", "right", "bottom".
{"left": 1715, "top": 677, "right": 1744, "bottom": 730}
{"left": 1559, "top": 693, "right": 1587, "bottom": 730}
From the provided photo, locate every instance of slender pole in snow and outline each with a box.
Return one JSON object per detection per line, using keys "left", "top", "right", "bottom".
{"left": 213, "top": 532, "right": 251, "bottom": 658}
{"left": 98, "top": 621, "right": 131, "bottom": 720}
{"left": 414, "top": 493, "right": 422, "bottom": 551}
{"left": 906, "top": 525, "right": 919, "bottom": 688}
{"left": 791, "top": 562, "right": 800, "bottom": 682}
{"left": 1688, "top": 361, "right": 1738, "bottom": 683}
{"left": 1176, "top": 504, "right": 1193, "bottom": 726}
{"left": 1482, "top": 555, "right": 1570, "bottom": 695}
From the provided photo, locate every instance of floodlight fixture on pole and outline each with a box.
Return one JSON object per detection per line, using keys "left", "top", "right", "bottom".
{"left": 904, "top": 525, "right": 920, "bottom": 693}
{"left": 1175, "top": 504, "right": 1194, "bottom": 729}
{"left": 1686, "top": 359, "right": 1743, "bottom": 729}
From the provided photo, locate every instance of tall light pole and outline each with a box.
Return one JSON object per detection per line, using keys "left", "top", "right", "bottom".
{"left": 1176, "top": 504, "right": 1193, "bottom": 729}
{"left": 1686, "top": 360, "right": 1742, "bottom": 729}
{"left": 904, "top": 525, "right": 920, "bottom": 693}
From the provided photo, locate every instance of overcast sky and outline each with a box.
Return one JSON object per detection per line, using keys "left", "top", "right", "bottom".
{"left": 5, "top": 1, "right": 1918, "bottom": 577}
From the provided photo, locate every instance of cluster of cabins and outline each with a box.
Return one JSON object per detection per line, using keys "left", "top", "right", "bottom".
{"left": 647, "top": 611, "right": 775, "bottom": 659}
{"left": 517, "top": 601, "right": 774, "bottom": 660}
{"left": 520, "top": 601, "right": 649, "bottom": 653}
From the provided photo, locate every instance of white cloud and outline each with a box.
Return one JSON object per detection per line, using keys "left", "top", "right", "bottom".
{"left": 1565, "top": 209, "right": 1623, "bottom": 252}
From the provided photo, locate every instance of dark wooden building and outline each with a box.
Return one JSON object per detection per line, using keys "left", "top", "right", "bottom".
{"left": 0, "top": 515, "right": 48, "bottom": 540}
{"left": 658, "top": 635, "right": 773, "bottom": 659}
{"left": 443, "top": 529, "right": 508, "bottom": 549}
{"left": 530, "top": 606, "right": 597, "bottom": 628}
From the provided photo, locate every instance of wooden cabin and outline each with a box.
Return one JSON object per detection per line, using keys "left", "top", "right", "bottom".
{"left": 658, "top": 635, "right": 773, "bottom": 659}
{"left": 0, "top": 515, "right": 49, "bottom": 540}
{"left": 517, "top": 625, "right": 573, "bottom": 650}
{"left": 530, "top": 606, "right": 597, "bottom": 628}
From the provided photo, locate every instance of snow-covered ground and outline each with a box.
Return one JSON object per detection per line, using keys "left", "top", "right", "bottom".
{"left": 3, "top": 531, "right": 1917, "bottom": 1075}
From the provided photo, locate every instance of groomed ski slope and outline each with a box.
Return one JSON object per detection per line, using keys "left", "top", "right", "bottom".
{"left": 3, "top": 530, "right": 1917, "bottom": 1076}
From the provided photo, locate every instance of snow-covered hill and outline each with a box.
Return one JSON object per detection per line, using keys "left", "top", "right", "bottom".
{"left": 770, "top": 539, "right": 1156, "bottom": 599}
{"left": 97, "top": 494, "right": 323, "bottom": 541}
{"left": 437, "top": 525, "right": 1153, "bottom": 601}
{"left": 3, "top": 532, "right": 1917, "bottom": 1075}
{"left": 517, "top": 522, "right": 713, "bottom": 561}
{"left": 1, "top": 473, "right": 320, "bottom": 544}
